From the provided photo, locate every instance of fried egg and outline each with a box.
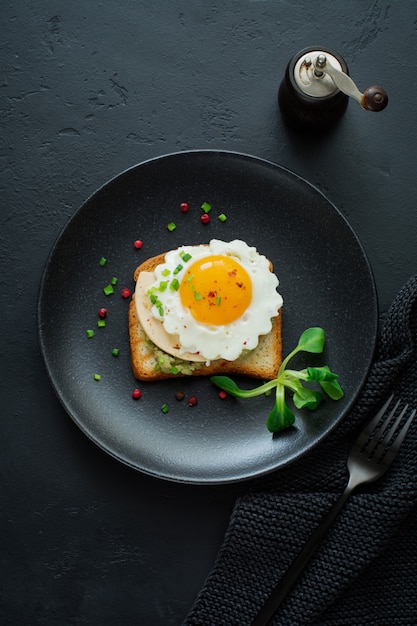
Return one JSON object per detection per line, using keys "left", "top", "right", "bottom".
{"left": 135, "top": 239, "right": 283, "bottom": 362}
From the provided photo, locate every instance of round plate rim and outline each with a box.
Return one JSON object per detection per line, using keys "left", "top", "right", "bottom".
{"left": 37, "top": 149, "right": 378, "bottom": 484}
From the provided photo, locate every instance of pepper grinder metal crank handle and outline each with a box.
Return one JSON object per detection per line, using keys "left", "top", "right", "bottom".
{"left": 311, "top": 53, "right": 388, "bottom": 112}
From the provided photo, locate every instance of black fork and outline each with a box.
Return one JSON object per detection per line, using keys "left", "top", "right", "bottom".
{"left": 251, "top": 395, "right": 416, "bottom": 626}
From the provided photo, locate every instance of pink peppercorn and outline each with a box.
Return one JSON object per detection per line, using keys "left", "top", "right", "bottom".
{"left": 134, "top": 239, "right": 143, "bottom": 249}
{"left": 121, "top": 287, "right": 131, "bottom": 299}
{"left": 201, "top": 213, "right": 210, "bottom": 224}
{"left": 180, "top": 202, "right": 189, "bottom": 213}
{"left": 218, "top": 390, "right": 228, "bottom": 400}
{"left": 132, "top": 389, "right": 142, "bottom": 399}
{"left": 188, "top": 396, "right": 198, "bottom": 407}
{"left": 98, "top": 307, "right": 108, "bottom": 319}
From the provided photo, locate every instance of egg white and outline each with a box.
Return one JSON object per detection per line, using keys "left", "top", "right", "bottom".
{"left": 135, "top": 239, "right": 283, "bottom": 362}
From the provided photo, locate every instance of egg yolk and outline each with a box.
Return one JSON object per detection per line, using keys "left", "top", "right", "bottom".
{"left": 179, "top": 255, "right": 252, "bottom": 325}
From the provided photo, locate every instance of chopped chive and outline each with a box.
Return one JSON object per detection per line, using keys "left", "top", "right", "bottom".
{"left": 201, "top": 201, "right": 212, "bottom": 212}
{"left": 170, "top": 278, "right": 180, "bottom": 291}
{"left": 173, "top": 264, "right": 183, "bottom": 275}
{"left": 103, "top": 284, "right": 114, "bottom": 296}
{"left": 159, "top": 281, "right": 168, "bottom": 291}
{"left": 86, "top": 329, "right": 95, "bottom": 338}
{"left": 161, "top": 403, "right": 169, "bottom": 413}
{"left": 97, "top": 319, "right": 106, "bottom": 328}
{"left": 94, "top": 374, "right": 101, "bottom": 381}
{"left": 182, "top": 253, "right": 192, "bottom": 262}
{"left": 111, "top": 276, "right": 118, "bottom": 285}
{"left": 187, "top": 274, "right": 194, "bottom": 282}
{"left": 218, "top": 213, "right": 227, "bottom": 222}
{"left": 216, "top": 296, "right": 221, "bottom": 306}
{"left": 158, "top": 356, "right": 165, "bottom": 364}
{"left": 194, "top": 291, "right": 203, "bottom": 301}
{"left": 157, "top": 304, "right": 164, "bottom": 316}
{"left": 170, "top": 366, "right": 179, "bottom": 375}
{"left": 150, "top": 293, "right": 158, "bottom": 304}
{"left": 162, "top": 268, "right": 171, "bottom": 276}
{"left": 167, "top": 222, "right": 176, "bottom": 232}
{"left": 111, "top": 348, "right": 120, "bottom": 357}
{"left": 99, "top": 257, "right": 107, "bottom": 266}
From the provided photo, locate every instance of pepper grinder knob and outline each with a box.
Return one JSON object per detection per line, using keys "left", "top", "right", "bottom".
{"left": 278, "top": 47, "right": 388, "bottom": 132}
{"left": 362, "top": 86, "right": 389, "bottom": 112}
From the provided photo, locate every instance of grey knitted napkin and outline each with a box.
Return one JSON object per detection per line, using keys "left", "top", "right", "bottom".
{"left": 185, "top": 275, "right": 417, "bottom": 626}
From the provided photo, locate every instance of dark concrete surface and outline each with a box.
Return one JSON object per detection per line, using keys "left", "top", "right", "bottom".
{"left": 2, "top": 2, "right": 416, "bottom": 624}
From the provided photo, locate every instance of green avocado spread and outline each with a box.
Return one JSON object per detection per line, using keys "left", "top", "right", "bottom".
{"left": 144, "top": 336, "right": 205, "bottom": 375}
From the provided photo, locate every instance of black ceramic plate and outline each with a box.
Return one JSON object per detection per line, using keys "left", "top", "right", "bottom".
{"left": 38, "top": 150, "right": 378, "bottom": 484}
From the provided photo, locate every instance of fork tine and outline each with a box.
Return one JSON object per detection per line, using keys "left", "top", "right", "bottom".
{"left": 355, "top": 394, "right": 396, "bottom": 451}
{"left": 373, "top": 404, "right": 409, "bottom": 462}
{"left": 382, "top": 407, "right": 417, "bottom": 466}
{"left": 364, "top": 396, "right": 401, "bottom": 456}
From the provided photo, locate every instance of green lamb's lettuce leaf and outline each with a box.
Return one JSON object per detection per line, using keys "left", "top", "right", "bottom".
{"left": 266, "top": 385, "right": 295, "bottom": 433}
{"left": 211, "top": 327, "right": 344, "bottom": 434}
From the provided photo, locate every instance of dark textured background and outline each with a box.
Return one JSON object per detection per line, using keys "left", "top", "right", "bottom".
{"left": 2, "top": 2, "right": 416, "bottom": 624}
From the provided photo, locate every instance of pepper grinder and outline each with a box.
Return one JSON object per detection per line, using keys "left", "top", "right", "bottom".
{"left": 278, "top": 46, "right": 388, "bottom": 132}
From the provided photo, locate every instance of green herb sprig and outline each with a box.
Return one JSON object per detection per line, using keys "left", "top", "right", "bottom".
{"left": 211, "top": 327, "right": 344, "bottom": 433}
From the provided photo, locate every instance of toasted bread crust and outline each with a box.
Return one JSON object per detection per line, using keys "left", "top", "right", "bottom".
{"left": 133, "top": 253, "right": 166, "bottom": 282}
{"left": 129, "top": 252, "right": 282, "bottom": 381}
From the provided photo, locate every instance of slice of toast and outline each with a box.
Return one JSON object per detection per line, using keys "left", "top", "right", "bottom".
{"left": 128, "top": 252, "right": 282, "bottom": 381}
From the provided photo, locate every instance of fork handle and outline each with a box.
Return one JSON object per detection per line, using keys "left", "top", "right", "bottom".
{"left": 251, "top": 484, "right": 354, "bottom": 626}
